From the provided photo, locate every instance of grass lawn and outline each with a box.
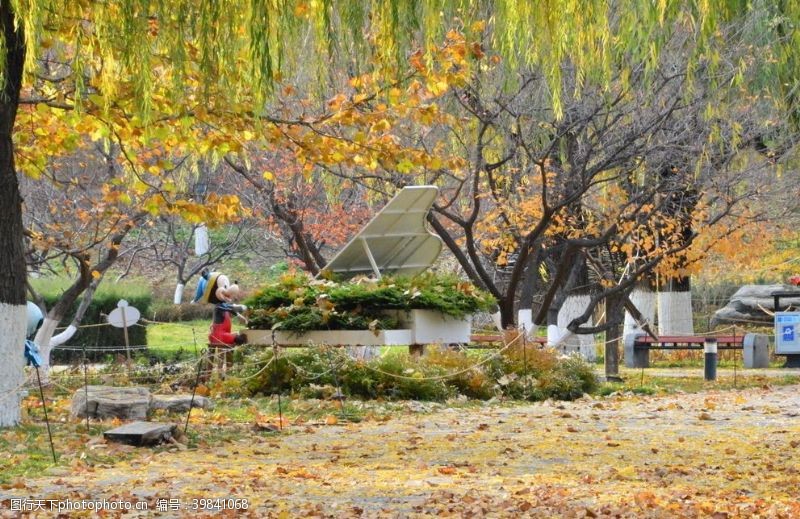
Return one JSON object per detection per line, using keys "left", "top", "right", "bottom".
{"left": 602, "top": 371, "right": 800, "bottom": 395}
{"left": 145, "top": 319, "right": 208, "bottom": 362}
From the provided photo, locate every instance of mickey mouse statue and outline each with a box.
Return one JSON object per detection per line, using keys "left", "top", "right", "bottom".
{"left": 194, "top": 270, "right": 248, "bottom": 348}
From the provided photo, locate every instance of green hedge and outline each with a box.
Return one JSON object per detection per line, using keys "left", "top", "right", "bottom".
{"left": 149, "top": 302, "right": 213, "bottom": 323}
{"left": 32, "top": 279, "right": 152, "bottom": 363}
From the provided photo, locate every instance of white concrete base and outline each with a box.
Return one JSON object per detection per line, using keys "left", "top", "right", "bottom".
{"left": 0, "top": 304, "right": 27, "bottom": 427}
{"left": 404, "top": 310, "right": 471, "bottom": 344}
{"left": 245, "top": 310, "right": 472, "bottom": 348}
{"left": 657, "top": 290, "right": 694, "bottom": 335}
{"left": 556, "top": 295, "right": 596, "bottom": 361}
{"left": 623, "top": 287, "right": 656, "bottom": 337}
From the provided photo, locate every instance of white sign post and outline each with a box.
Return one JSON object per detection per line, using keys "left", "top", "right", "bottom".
{"left": 108, "top": 300, "right": 141, "bottom": 363}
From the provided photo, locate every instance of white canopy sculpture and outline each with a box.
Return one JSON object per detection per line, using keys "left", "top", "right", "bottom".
{"left": 322, "top": 185, "right": 443, "bottom": 279}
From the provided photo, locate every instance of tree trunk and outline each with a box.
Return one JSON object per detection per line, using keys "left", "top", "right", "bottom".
{"left": 33, "top": 258, "right": 91, "bottom": 379}
{"left": 174, "top": 283, "right": 185, "bottom": 304}
{"left": 557, "top": 291, "right": 595, "bottom": 360}
{"left": 31, "top": 221, "right": 132, "bottom": 379}
{"left": 174, "top": 257, "right": 187, "bottom": 305}
{"left": 623, "top": 280, "right": 657, "bottom": 337}
{"left": 0, "top": 0, "right": 26, "bottom": 427}
{"left": 498, "top": 297, "right": 515, "bottom": 329}
{"left": 604, "top": 292, "right": 625, "bottom": 380}
{"left": 39, "top": 277, "right": 101, "bottom": 380}
{"left": 657, "top": 276, "right": 694, "bottom": 335}
{"left": 656, "top": 168, "right": 696, "bottom": 336}
{"left": 542, "top": 250, "right": 597, "bottom": 360}
{"left": 517, "top": 253, "right": 538, "bottom": 335}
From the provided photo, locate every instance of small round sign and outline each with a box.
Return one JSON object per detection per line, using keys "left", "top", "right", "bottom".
{"left": 107, "top": 300, "right": 141, "bottom": 328}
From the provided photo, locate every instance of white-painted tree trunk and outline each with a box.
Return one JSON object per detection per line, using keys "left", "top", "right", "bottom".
{"left": 0, "top": 304, "right": 28, "bottom": 427}
{"left": 556, "top": 294, "right": 596, "bottom": 361}
{"left": 547, "top": 324, "right": 575, "bottom": 351}
{"left": 32, "top": 317, "right": 76, "bottom": 382}
{"left": 174, "top": 283, "right": 185, "bottom": 305}
{"left": 623, "top": 287, "right": 657, "bottom": 337}
{"left": 517, "top": 309, "right": 536, "bottom": 337}
{"left": 50, "top": 325, "right": 77, "bottom": 347}
{"left": 657, "top": 290, "right": 694, "bottom": 335}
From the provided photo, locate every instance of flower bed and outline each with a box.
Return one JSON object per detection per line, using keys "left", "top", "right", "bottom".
{"left": 245, "top": 272, "right": 496, "bottom": 334}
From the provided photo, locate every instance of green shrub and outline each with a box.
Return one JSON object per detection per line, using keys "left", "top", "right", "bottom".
{"left": 32, "top": 278, "right": 153, "bottom": 364}
{"left": 228, "top": 345, "right": 597, "bottom": 402}
{"left": 371, "top": 352, "right": 454, "bottom": 401}
{"left": 245, "top": 272, "right": 497, "bottom": 332}
{"left": 423, "top": 348, "right": 496, "bottom": 399}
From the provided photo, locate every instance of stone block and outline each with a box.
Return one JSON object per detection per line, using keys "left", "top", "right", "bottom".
{"left": 150, "top": 395, "right": 213, "bottom": 413}
{"left": 743, "top": 333, "right": 770, "bottom": 368}
{"left": 104, "top": 421, "right": 176, "bottom": 446}
{"left": 71, "top": 386, "right": 151, "bottom": 420}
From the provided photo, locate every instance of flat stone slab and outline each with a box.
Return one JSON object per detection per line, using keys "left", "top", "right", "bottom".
{"left": 71, "top": 386, "right": 214, "bottom": 420}
{"left": 71, "top": 386, "right": 151, "bottom": 421}
{"left": 103, "top": 421, "right": 176, "bottom": 446}
{"left": 150, "top": 394, "right": 213, "bottom": 413}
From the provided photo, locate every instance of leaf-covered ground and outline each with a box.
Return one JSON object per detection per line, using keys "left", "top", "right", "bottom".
{"left": 3, "top": 384, "right": 800, "bottom": 517}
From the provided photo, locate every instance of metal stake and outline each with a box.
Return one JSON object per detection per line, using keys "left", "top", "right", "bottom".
{"left": 121, "top": 308, "right": 131, "bottom": 365}
{"left": 191, "top": 327, "right": 199, "bottom": 357}
{"left": 184, "top": 350, "right": 205, "bottom": 436}
{"left": 522, "top": 326, "right": 531, "bottom": 400}
{"left": 733, "top": 328, "right": 738, "bottom": 388}
{"left": 272, "top": 331, "right": 283, "bottom": 431}
{"left": 325, "top": 346, "right": 346, "bottom": 419}
{"left": 82, "top": 342, "right": 89, "bottom": 433}
{"left": 34, "top": 367, "right": 57, "bottom": 463}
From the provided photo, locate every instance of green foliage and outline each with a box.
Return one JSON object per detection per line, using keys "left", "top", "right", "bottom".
{"left": 231, "top": 345, "right": 596, "bottom": 402}
{"left": 149, "top": 302, "right": 213, "bottom": 323}
{"left": 245, "top": 272, "right": 496, "bottom": 331}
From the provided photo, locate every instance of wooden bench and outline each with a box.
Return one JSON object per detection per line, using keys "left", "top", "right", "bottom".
{"left": 624, "top": 333, "right": 768, "bottom": 368}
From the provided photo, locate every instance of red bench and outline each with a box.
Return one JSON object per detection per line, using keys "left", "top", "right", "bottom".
{"left": 625, "top": 334, "right": 745, "bottom": 368}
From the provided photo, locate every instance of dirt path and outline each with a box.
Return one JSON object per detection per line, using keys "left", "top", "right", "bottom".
{"left": 619, "top": 366, "right": 800, "bottom": 379}
{"left": 3, "top": 385, "right": 800, "bottom": 517}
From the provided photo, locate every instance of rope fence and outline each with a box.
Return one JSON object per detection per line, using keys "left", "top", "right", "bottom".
{"left": 5, "top": 310, "right": 787, "bottom": 408}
